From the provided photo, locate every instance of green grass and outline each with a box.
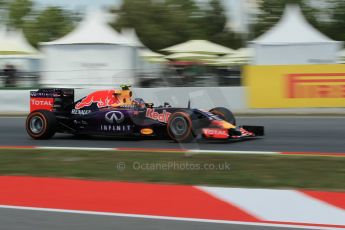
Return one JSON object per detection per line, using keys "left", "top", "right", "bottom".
{"left": 0, "top": 149, "right": 344, "bottom": 191}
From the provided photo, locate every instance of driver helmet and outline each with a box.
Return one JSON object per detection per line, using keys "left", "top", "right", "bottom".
{"left": 132, "top": 98, "right": 146, "bottom": 108}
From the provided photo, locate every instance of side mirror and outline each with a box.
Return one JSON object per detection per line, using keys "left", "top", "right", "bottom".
{"left": 164, "top": 102, "right": 171, "bottom": 108}
{"left": 145, "top": 103, "right": 154, "bottom": 108}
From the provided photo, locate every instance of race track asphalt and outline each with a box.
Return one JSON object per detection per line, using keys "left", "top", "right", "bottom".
{"left": 1, "top": 116, "right": 345, "bottom": 153}
{"left": 0, "top": 208, "right": 320, "bottom": 230}
{"left": 1, "top": 117, "right": 344, "bottom": 230}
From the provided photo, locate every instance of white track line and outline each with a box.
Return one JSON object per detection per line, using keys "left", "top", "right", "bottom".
{"left": 6, "top": 146, "right": 345, "bottom": 157}
{"left": 0, "top": 205, "right": 342, "bottom": 230}
{"left": 189, "top": 149, "right": 280, "bottom": 155}
{"left": 37, "top": 147, "right": 115, "bottom": 151}
{"left": 36, "top": 146, "right": 279, "bottom": 155}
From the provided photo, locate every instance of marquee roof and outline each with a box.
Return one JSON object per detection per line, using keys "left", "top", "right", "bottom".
{"left": 252, "top": 5, "right": 339, "bottom": 45}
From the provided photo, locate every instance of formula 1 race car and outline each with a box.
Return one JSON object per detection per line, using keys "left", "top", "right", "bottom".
{"left": 26, "top": 86, "right": 264, "bottom": 143}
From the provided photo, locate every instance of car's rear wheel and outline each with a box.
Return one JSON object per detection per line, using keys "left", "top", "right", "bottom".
{"left": 209, "top": 107, "right": 236, "bottom": 125}
{"left": 26, "top": 110, "right": 57, "bottom": 139}
{"left": 167, "top": 111, "right": 195, "bottom": 143}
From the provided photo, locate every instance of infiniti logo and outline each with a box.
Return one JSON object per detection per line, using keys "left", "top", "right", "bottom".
{"left": 105, "top": 111, "right": 125, "bottom": 124}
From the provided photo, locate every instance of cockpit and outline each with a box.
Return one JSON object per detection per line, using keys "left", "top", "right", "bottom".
{"left": 111, "top": 86, "right": 147, "bottom": 108}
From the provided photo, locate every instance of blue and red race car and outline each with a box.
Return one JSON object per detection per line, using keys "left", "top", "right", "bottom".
{"left": 26, "top": 86, "right": 264, "bottom": 143}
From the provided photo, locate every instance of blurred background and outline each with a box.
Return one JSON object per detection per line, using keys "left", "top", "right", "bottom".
{"left": 0, "top": 0, "right": 345, "bottom": 89}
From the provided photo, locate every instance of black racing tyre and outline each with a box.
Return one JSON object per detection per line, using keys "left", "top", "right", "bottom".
{"left": 209, "top": 107, "right": 236, "bottom": 125}
{"left": 26, "top": 110, "right": 57, "bottom": 139}
{"left": 167, "top": 111, "right": 195, "bottom": 143}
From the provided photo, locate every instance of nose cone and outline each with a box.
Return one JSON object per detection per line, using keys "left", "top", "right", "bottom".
{"left": 211, "top": 120, "right": 236, "bottom": 129}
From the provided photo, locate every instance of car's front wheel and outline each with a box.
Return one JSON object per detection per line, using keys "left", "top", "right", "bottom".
{"left": 26, "top": 110, "right": 57, "bottom": 139}
{"left": 167, "top": 111, "right": 195, "bottom": 143}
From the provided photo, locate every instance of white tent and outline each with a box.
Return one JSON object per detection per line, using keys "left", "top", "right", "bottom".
{"left": 0, "top": 28, "right": 38, "bottom": 55}
{"left": 161, "top": 40, "right": 234, "bottom": 55}
{"left": 139, "top": 49, "right": 164, "bottom": 58}
{"left": 337, "top": 49, "right": 345, "bottom": 63}
{"left": 165, "top": 52, "right": 216, "bottom": 61}
{"left": 251, "top": 5, "right": 342, "bottom": 65}
{"left": 120, "top": 28, "right": 145, "bottom": 48}
{"left": 139, "top": 49, "right": 166, "bottom": 63}
{"left": 219, "top": 48, "right": 253, "bottom": 65}
{"left": 0, "top": 27, "right": 41, "bottom": 74}
{"left": 136, "top": 48, "right": 166, "bottom": 79}
{"left": 40, "top": 10, "right": 138, "bottom": 88}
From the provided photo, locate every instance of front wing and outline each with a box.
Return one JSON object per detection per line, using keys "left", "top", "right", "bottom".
{"left": 201, "top": 126, "right": 264, "bottom": 140}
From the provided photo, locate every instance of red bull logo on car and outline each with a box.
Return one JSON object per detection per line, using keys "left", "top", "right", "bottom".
{"left": 75, "top": 90, "right": 120, "bottom": 109}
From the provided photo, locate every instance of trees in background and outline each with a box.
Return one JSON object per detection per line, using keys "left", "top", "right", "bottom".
{"left": 252, "top": 0, "right": 345, "bottom": 43}
{"left": 23, "top": 7, "right": 75, "bottom": 46}
{"left": 252, "top": 0, "right": 323, "bottom": 39}
{"left": 204, "top": 0, "right": 243, "bottom": 49}
{"left": 324, "top": 0, "right": 345, "bottom": 42}
{"left": 1, "top": 0, "right": 345, "bottom": 49}
{"left": 0, "top": 0, "right": 9, "bottom": 24}
{"left": 0, "top": 0, "right": 75, "bottom": 47}
{"left": 205, "top": 0, "right": 227, "bottom": 37}
{"left": 113, "top": 0, "right": 243, "bottom": 51}
{"left": 8, "top": 0, "right": 33, "bottom": 29}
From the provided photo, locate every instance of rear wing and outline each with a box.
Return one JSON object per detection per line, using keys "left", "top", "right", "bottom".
{"left": 30, "top": 88, "right": 74, "bottom": 113}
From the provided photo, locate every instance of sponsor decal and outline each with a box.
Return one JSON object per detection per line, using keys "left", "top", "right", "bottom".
{"left": 287, "top": 73, "right": 345, "bottom": 98}
{"left": 145, "top": 108, "right": 171, "bottom": 123}
{"left": 105, "top": 111, "right": 125, "bottom": 124}
{"left": 100, "top": 125, "right": 132, "bottom": 132}
{"left": 140, "top": 128, "right": 153, "bottom": 135}
{"left": 239, "top": 128, "right": 254, "bottom": 137}
{"left": 246, "top": 65, "right": 345, "bottom": 108}
{"left": 30, "top": 98, "right": 54, "bottom": 112}
{"left": 73, "top": 120, "right": 88, "bottom": 125}
{"left": 30, "top": 92, "right": 53, "bottom": 97}
{"left": 71, "top": 109, "right": 91, "bottom": 115}
{"left": 30, "top": 89, "right": 65, "bottom": 98}
{"left": 31, "top": 100, "right": 53, "bottom": 106}
{"left": 119, "top": 105, "right": 135, "bottom": 109}
{"left": 75, "top": 90, "right": 120, "bottom": 109}
{"left": 202, "top": 128, "right": 229, "bottom": 139}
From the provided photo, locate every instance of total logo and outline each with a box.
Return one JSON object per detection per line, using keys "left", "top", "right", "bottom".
{"left": 105, "top": 111, "right": 125, "bottom": 124}
{"left": 30, "top": 98, "right": 54, "bottom": 112}
{"left": 31, "top": 100, "right": 53, "bottom": 106}
{"left": 203, "top": 128, "right": 229, "bottom": 139}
